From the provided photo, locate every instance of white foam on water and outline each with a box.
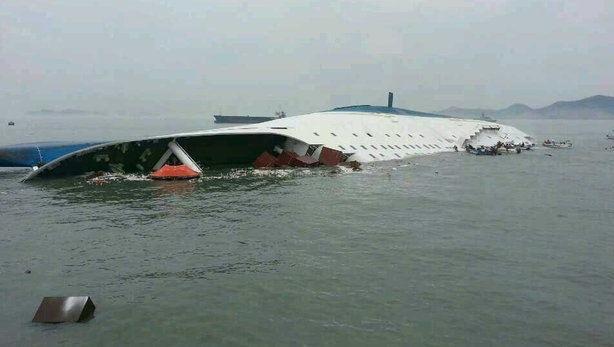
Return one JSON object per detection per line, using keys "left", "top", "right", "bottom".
{"left": 85, "top": 172, "right": 151, "bottom": 184}
{"left": 81, "top": 164, "right": 375, "bottom": 185}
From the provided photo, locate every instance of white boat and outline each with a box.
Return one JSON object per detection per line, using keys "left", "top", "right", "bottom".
{"left": 478, "top": 112, "right": 497, "bottom": 123}
{"left": 20, "top": 94, "right": 536, "bottom": 181}
{"left": 497, "top": 145, "right": 521, "bottom": 154}
{"left": 542, "top": 139, "right": 572, "bottom": 148}
{"left": 607, "top": 130, "right": 614, "bottom": 140}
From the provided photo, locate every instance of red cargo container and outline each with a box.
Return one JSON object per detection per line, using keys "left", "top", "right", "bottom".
{"left": 318, "top": 146, "right": 343, "bottom": 166}
{"left": 292, "top": 156, "right": 319, "bottom": 167}
{"left": 277, "top": 150, "right": 298, "bottom": 166}
{"left": 253, "top": 152, "right": 278, "bottom": 169}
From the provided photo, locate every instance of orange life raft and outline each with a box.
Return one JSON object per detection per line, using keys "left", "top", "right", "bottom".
{"left": 149, "top": 164, "right": 201, "bottom": 180}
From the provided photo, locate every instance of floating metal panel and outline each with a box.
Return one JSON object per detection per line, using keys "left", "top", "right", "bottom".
{"left": 32, "top": 296, "right": 96, "bottom": 323}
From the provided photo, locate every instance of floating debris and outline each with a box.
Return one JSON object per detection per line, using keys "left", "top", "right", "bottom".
{"left": 340, "top": 160, "right": 362, "bottom": 171}
{"left": 32, "top": 296, "right": 96, "bottom": 323}
{"left": 84, "top": 171, "right": 105, "bottom": 180}
{"left": 85, "top": 172, "right": 150, "bottom": 184}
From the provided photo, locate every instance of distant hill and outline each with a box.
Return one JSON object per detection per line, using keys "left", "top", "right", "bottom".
{"left": 436, "top": 95, "right": 614, "bottom": 119}
{"left": 27, "top": 108, "right": 104, "bottom": 116}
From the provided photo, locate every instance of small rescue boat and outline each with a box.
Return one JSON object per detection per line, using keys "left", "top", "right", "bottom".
{"left": 149, "top": 164, "right": 201, "bottom": 180}
{"left": 8, "top": 121, "right": 15, "bottom": 126}
{"left": 542, "top": 139, "right": 572, "bottom": 148}
{"left": 466, "top": 146, "right": 497, "bottom": 155}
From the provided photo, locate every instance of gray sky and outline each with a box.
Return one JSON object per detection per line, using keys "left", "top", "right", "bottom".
{"left": 1, "top": 0, "right": 613, "bottom": 116}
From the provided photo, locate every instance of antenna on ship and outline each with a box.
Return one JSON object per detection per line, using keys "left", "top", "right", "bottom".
{"left": 387, "top": 92, "right": 394, "bottom": 107}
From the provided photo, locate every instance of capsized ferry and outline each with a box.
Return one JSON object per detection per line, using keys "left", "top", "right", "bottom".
{"left": 0, "top": 93, "right": 536, "bottom": 181}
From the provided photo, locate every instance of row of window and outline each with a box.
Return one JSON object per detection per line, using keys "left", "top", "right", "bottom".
{"left": 338, "top": 143, "right": 443, "bottom": 151}
{"left": 367, "top": 153, "right": 407, "bottom": 159}
{"left": 314, "top": 132, "right": 429, "bottom": 139}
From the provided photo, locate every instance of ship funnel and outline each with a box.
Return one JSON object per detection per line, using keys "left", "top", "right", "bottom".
{"left": 387, "top": 92, "right": 393, "bottom": 107}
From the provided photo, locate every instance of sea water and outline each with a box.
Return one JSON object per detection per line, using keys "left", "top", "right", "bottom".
{"left": 1, "top": 116, "right": 613, "bottom": 346}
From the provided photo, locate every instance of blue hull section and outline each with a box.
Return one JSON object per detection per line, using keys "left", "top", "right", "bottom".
{"left": 0, "top": 141, "right": 105, "bottom": 167}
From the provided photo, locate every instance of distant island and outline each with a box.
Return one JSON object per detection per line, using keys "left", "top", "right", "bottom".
{"left": 27, "top": 109, "right": 104, "bottom": 116}
{"left": 436, "top": 95, "right": 614, "bottom": 119}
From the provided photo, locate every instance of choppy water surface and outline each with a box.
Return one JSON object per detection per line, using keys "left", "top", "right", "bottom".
{"left": 1, "top": 119, "right": 613, "bottom": 346}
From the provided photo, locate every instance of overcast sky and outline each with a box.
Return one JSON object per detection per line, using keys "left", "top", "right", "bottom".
{"left": 1, "top": 0, "right": 613, "bottom": 115}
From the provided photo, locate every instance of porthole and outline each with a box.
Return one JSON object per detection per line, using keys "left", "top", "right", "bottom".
{"left": 419, "top": 134, "right": 425, "bottom": 138}
{"left": 385, "top": 134, "right": 391, "bottom": 137}
{"left": 402, "top": 145, "right": 409, "bottom": 149}
{"left": 331, "top": 132, "right": 337, "bottom": 137}
{"left": 367, "top": 133, "right": 373, "bottom": 137}
{"left": 394, "top": 145, "right": 401, "bottom": 149}
{"left": 415, "top": 145, "right": 422, "bottom": 149}
{"left": 409, "top": 145, "right": 416, "bottom": 149}
{"left": 381, "top": 145, "right": 387, "bottom": 149}
{"left": 408, "top": 134, "right": 413, "bottom": 138}
{"left": 371, "top": 145, "right": 377, "bottom": 149}
{"left": 394, "top": 153, "right": 401, "bottom": 158}
{"left": 369, "top": 153, "right": 376, "bottom": 159}
{"left": 352, "top": 133, "right": 358, "bottom": 137}
{"left": 350, "top": 145, "right": 357, "bottom": 150}
{"left": 314, "top": 132, "right": 319, "bottom": 136}
{"left": 339, "top": 145, "right": 346, "bottom": 150}
{"left": 361, "top": 145, "right": 368, "bottom": 150}
{"left": 379, "top": 153, "right": 385, "bottom": 157}
{"left": 396, "top": 134, "right": 401, "bottom": 137}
